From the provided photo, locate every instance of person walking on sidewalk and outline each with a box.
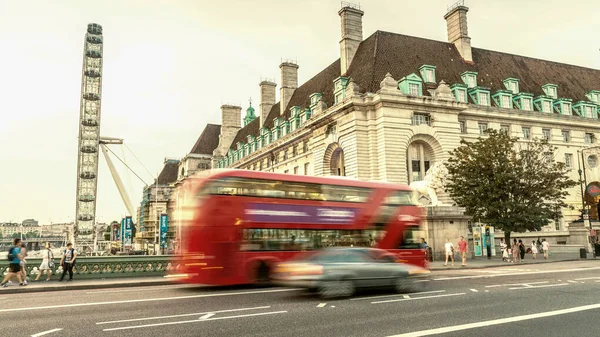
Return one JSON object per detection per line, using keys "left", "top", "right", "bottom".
{"left": 59, "top": 243, "right": 77, "bottom": 282}
{"left": 531, "top": 240, "right": 538, "bottom": 260}
{"left": 444, "top": 239, "right": 455, "bottom": 266}
{"left": 35, "top": 243, "right": 54, "bottom": 282}
{"left": 542, "top": 239, "right": 550, "bottom": 260}
{"left": 20, "top": 241, "right": 28, "bottom": 285}
{"left": 457, "top": 236, "right": 468, "bottom": 266}
{"left": 512, "top": 239, "right": 521, "bottom": 263}
{"left": 1, "top": 238, "right": 25, "bottom": 287}
{"left": 518, "top": 239, "right": 525, "bottom": 261}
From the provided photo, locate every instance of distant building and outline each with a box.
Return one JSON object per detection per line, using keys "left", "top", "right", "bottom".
{"left": 135, "top": 158, "right": 179, "bottom": 248}
{"left": 1, "top": 220, "right": 40, "bottom": 238}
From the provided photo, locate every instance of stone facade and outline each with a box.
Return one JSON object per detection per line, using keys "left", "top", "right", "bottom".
{"left": 181, "top": 4, "right": 600, "bottom": 253}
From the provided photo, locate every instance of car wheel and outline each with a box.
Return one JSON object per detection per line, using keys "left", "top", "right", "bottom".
{"left": 255, "top": 262, "right": 270, "bottom": 287}
{"left": 319, "top": 279, "right": 355, "bottom": 298}
{"left": 394, "top": 277, "right": 412, "bottom": 293}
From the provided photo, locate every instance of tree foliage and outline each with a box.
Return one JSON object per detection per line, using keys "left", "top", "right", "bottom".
{"left": 445, "top": 129, "right": 577, "bottom": 247}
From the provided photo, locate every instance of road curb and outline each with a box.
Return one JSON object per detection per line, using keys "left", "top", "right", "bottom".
{"left": 0, "top": 279, "right": 176, "bottom": 295}
{"left": 429, "top": 258, "right": 592, "bottom": 271}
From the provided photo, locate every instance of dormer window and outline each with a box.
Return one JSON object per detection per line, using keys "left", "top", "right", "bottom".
{"left": 398, "top": 73, "right": 423, "bottom": 97}
{"left": 461, "top": 71, "right": 478, "bottom": 88}
{"left": 503, "top": 78, "right": 520, "bottom": 94}
{"left": 468, "top": 86, "right": 491, "bottom": 106}
{"left": 492, "top": 90, "right": 513, "bottom": 109}
{"left": 542, "top": 84, "right": 558, "bottom": 99}
{"left": 451, "top": 83, "right": 468, "bottom": 103}
{"left": 310, "top": 93, "right": 323, "bottom": 106}
{"left": 419, "top": 65, "right": 436, "bottom": 84}
{"left": 586, "top": 90, "right": 600, "bottom": 104}
{"left": 573, "top": 101, "right": 597, "bottom": 118}
{"left": 554, "top": 98, "right": 572, "bottom": 115}
{"left": 513, "top": 93, "right": 533, "bottom": 111}
{"left": 333, "top": 77, "right": 348, "bottom": 104}
{"left": 533, "top": 95, "right": 553, "bottom": 113}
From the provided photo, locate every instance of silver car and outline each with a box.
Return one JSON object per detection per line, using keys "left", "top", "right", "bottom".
{"left": 271, "top": 247, "right": 430, "bottom": 298}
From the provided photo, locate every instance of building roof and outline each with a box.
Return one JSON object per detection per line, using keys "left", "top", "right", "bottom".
{"left": 224, "top": 29, "right": 600, "bottom": 154}
{"left": 156, "top": 160, "right": 179, "bottom": 185}
{"left": 189, "top": 123, "right": 221, "bottom": 155}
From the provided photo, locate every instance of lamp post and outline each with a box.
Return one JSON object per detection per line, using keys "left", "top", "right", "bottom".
{"left": 578, "top": 147, "right": 598, "bottom": 259}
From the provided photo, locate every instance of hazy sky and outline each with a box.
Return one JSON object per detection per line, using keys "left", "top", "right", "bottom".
{"left": 1, "top": 0, "right": 598, "bottom": 224}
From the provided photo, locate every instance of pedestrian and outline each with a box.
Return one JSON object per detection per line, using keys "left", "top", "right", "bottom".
{"left": 35, "top": 243, "right": 54, "bottom": 282}
{"left": 519, "top": 239, "right": 525, "bottom": 261}
{"left": 457, "top": 236, "right": 468, "bottom": 266}
{"left": 531, "top": 240, "right": 538, "bottom": 260}
{"left": 512, "top": 239, "right": 520, "bottom": 263}
{"left": 444, "top": 239, "right": 455, "bottom": 266}
{"left": 542, "top": 239, "right": 550, "bottom": 260}
{"left": 59, "top": 243, "right": 77, "bottom": 282}
{"left": 20, "top": 241, "right": 28, "bottom": 285}
{"left": 1, "top": 238, "right": 25, "bottom": 287}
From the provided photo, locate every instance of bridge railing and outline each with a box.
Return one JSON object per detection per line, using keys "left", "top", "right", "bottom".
{"left": 1, "top": 255, "right": 184, "bottom": 279}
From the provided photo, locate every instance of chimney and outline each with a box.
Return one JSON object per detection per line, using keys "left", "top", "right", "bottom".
{"left": 212, "top": 104, "right": 242, "bottom": 162}
{"left": 444, "top": 1, "right": 472, "bottom": 63}
{"left": 339, "top": 3, "right": 364, "bottom": 75}
{"left": 259, "top": 80, "right": 276, "bottom": 128}
{"left": 279, "top": 61, "right": 298, "bottom": 115}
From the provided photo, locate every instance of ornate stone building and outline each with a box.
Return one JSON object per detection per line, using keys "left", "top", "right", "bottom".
{"left": 186, "top": 3, "right": 600, "bottom": 245}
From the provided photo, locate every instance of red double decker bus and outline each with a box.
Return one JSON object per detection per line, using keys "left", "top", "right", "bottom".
{"left": 177, "top": 169, "right": 426, "bottom": 286}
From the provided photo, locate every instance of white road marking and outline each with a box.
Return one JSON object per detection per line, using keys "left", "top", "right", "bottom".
{"left": 97, "top": 306, "right": 271, "bottom": 325}
{"left": 199, "top": 313, "right": 214, "bottom": 320}
{"left": 331, "top": 306, "right": 336, "bottom": 308}
{"left": 575, "top": 277, "right": 600, "bottom": 281}
{"left": 31, "top": 328, "right": 63, "bottom": 337}
{"left": 469, "top": 289, "right": 478, "bottom": 292}
{"left": 372, "top": 292, "right": 466, "bottom": 304}
{"left": 433, "top": 266, "right": 600, "bottom": 281}
{"left": 350, "top": 290, "right": 446, "bottom": 301}
{"left": 567, "top": 280, "right": 579, "bottom": 283}
{"left": 386, "top": 302, "right": 600, "bottom": 336}
{"left": 2, "top": 288, "right": 298, "bottom": 313}
{"left": 86, "top": 285, "right": 190, "bottom": 294}
{"left": 403, "top": 295, "right": 410, "bottom": 299}
{"left": 484, "top": 290, "right": 489, "bottom": 293}
{"left": 316, "top": 303, "right": 327, "bottom": 308}
{"left": 509, "top": 283, "right": 569, "bottom": 290}
{"left": 102, "top": 311, "right": 288, "bottom": 332}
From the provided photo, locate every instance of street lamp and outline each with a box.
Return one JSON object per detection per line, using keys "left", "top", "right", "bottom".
{"left": 577, "top": 147, "right": 599, "bottom": 258}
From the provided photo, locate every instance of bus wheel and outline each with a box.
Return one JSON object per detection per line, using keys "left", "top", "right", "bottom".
{"left": 255, "top": 262, "right": 270, "bottom": 287}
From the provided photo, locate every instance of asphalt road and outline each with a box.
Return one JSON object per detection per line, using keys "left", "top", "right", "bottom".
{"left": 4, "top": 260, "right": 600, "bottom": 337}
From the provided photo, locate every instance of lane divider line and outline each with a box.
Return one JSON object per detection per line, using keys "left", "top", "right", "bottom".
{"left": 316, "top": 303, "right": 327, "bottom": 308}
{"left": 350, "top": 290, "right": 446, "bottom": 301}
{"left": 1, "top": 288, "right": 299, "bottom": 313}
{"left": 31, "top": 328, "right": 63, "bottom": 337}
{"left": 386, "top": 302, "right": 600, "bottom": 336}
{"left": 97, "top": 306, "right": 271, "bottom": 325}
{"left": 432, "top": 266, "right": 600, "bottom": 281}
{"left": 509, "top": 283, "right": 569, "bottom": 290}
{"left": 372, "top": 292, "right": 466, "bottom": 304}
{"left": 469, "top": 289, "right": 478, "bottom": 292}
{"left": 102, "top": 311, "right": 288, "bottom": 332}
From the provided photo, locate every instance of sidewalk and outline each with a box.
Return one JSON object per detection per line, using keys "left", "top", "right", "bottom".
{"left": 0, "top": 276, "right": 177, "bottom": 295}
{"left": 429, "top": 252, "right": 597, "bottom": 270}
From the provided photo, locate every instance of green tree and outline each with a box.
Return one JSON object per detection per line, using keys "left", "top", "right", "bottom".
{"left": 445, "top": 129, "right": 577, "bottom": 247}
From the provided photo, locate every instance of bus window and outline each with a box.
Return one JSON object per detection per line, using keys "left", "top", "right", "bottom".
{"left": 240, "top": 228, "right": 373, "bottom": 251}
{"left": 199, "top": 177, "right": 373, "bottom": 203}
{"left": 398, "top": 227, "right": 425, "bottom": 249}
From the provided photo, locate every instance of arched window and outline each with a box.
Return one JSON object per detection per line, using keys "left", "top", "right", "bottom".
{"left": 330, "top": 147, "right": 345, "bottom": 176}
{"left": 407, "top": 141, "right": 434, "bottom": 183}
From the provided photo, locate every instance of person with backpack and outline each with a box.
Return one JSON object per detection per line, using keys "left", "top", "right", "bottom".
{"left": 35, "top": 243, "right": 54, "bottom": 282}
{"left": 59, "top": 243, "right": 77, "bottom": 282}
{"left": 1, "top": 238, "right": 25, "bottom": 287}
{"left": 20, "top": 241, "right": 28, "bottom": 285}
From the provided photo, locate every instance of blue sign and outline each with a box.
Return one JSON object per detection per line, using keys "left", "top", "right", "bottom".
{"left": 124, "top": 216, "right": 132, "bottom": 248}
{"left": 121, "top": 218, "right": 125, "bottom": 245}
{"left": 244, "top": 203, "right": 357, "bottom": 225}
{"left": 160, "top": 214, "right": 168, "bottom": 249}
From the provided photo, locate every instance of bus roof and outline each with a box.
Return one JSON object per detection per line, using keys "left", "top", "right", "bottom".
{"left": 188, "top": 169, "right": 412, "bottom": 191}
